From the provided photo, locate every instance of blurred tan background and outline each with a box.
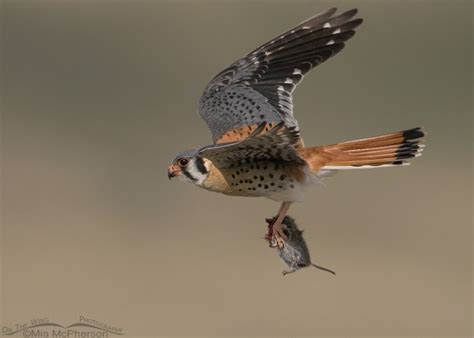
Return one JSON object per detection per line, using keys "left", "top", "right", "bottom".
{"left": 1, "top": 0, "right": 472, "bottom": 337}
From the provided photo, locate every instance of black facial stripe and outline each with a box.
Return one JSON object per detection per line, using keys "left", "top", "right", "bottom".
{"left": 195, "top": 157, "right": 208, "bottom": 175}
{"left": 182, "top": 169, "right": 197, "bottom": 182}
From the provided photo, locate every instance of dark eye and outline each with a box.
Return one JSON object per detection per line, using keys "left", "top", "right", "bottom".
{"left": 178, "top": 158, "right": 189, "bottom": 167}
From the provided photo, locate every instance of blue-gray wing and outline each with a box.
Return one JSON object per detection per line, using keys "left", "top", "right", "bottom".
{"left": 198, "top": 122, "right": 306, "bottom": 169}
{"left": 198, "top": 8, "right": 363, "bottom": 143}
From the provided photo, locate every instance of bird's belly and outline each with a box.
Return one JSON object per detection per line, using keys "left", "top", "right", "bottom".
{"left": 222, "top": 161, "right": 309, "bottom": 202}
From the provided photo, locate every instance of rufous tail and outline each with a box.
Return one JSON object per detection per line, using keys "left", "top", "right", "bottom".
{"left": 298, "top": 127, "right": 426, "bottom": 172}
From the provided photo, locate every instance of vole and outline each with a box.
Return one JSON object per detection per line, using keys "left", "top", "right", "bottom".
{"left": 265, "top": 215, "right": 336, "bottom": 276}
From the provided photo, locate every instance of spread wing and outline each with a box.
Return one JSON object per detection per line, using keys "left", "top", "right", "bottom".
{"left": 198, "top": 122, "right": 305, "bottom": 169}
{"left": 198, "top": 8, "right": 363, "bottom": 144}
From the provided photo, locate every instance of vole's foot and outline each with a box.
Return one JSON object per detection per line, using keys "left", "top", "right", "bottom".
{"left": 264, "top": 217, "right": 276, "bottom": 247}
{"left": 265, "top": 217, "right": 275, "bottom": 236}
{"left": 282, "top": 269, "right": 296, "bottom": 276}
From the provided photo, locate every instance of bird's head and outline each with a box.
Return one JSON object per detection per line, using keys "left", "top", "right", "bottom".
{"left": 168, "top": 149, "right": 210, "bottom": 185}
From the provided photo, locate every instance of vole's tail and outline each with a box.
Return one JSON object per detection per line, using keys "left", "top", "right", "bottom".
{"left": 311, "top": 263, "right": 336, "bottom": 275}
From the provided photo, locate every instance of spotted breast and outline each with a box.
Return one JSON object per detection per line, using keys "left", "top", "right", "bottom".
{"left": 201, "top": 159, "right": 310, "bottom": 202}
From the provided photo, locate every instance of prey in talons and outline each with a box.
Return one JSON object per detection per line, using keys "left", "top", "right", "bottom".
{"left": 265, "top": 215, "right": 336, "bottom": 276}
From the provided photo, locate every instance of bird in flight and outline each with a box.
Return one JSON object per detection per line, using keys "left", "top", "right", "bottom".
{"left": 167, "top": 8, "right": 425, "bottom": 246}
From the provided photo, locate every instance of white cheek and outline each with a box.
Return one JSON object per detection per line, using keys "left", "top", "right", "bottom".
{"left": 176, "top": 174, "right": 193, "bottom": 183}
{"left": 186, "top": 160, "right": 207, "bottom": 185}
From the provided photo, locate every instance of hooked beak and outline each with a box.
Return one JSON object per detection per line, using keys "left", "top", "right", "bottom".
{"left": 167, "top": 164, "right": 180, "bottom": 180}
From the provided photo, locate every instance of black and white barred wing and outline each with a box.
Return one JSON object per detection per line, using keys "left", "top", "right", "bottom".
{"left": 198, "top": 122, "right": 305, "bottom": 169}
{"left": 198, "top": 8, "right": 363, "bottom": 143}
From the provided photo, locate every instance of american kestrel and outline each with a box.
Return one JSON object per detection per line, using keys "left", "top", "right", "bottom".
{"left": 167, "top": 8, "right": 425, "bottom": 246}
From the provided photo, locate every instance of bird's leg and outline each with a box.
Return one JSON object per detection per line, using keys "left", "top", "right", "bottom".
{"left": 271, "top": 202, "right": 292, "bottom": 248}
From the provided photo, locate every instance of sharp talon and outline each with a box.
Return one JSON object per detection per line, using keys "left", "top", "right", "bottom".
{"left": 272, "top": 225, "right": 288, "bottom": 241}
